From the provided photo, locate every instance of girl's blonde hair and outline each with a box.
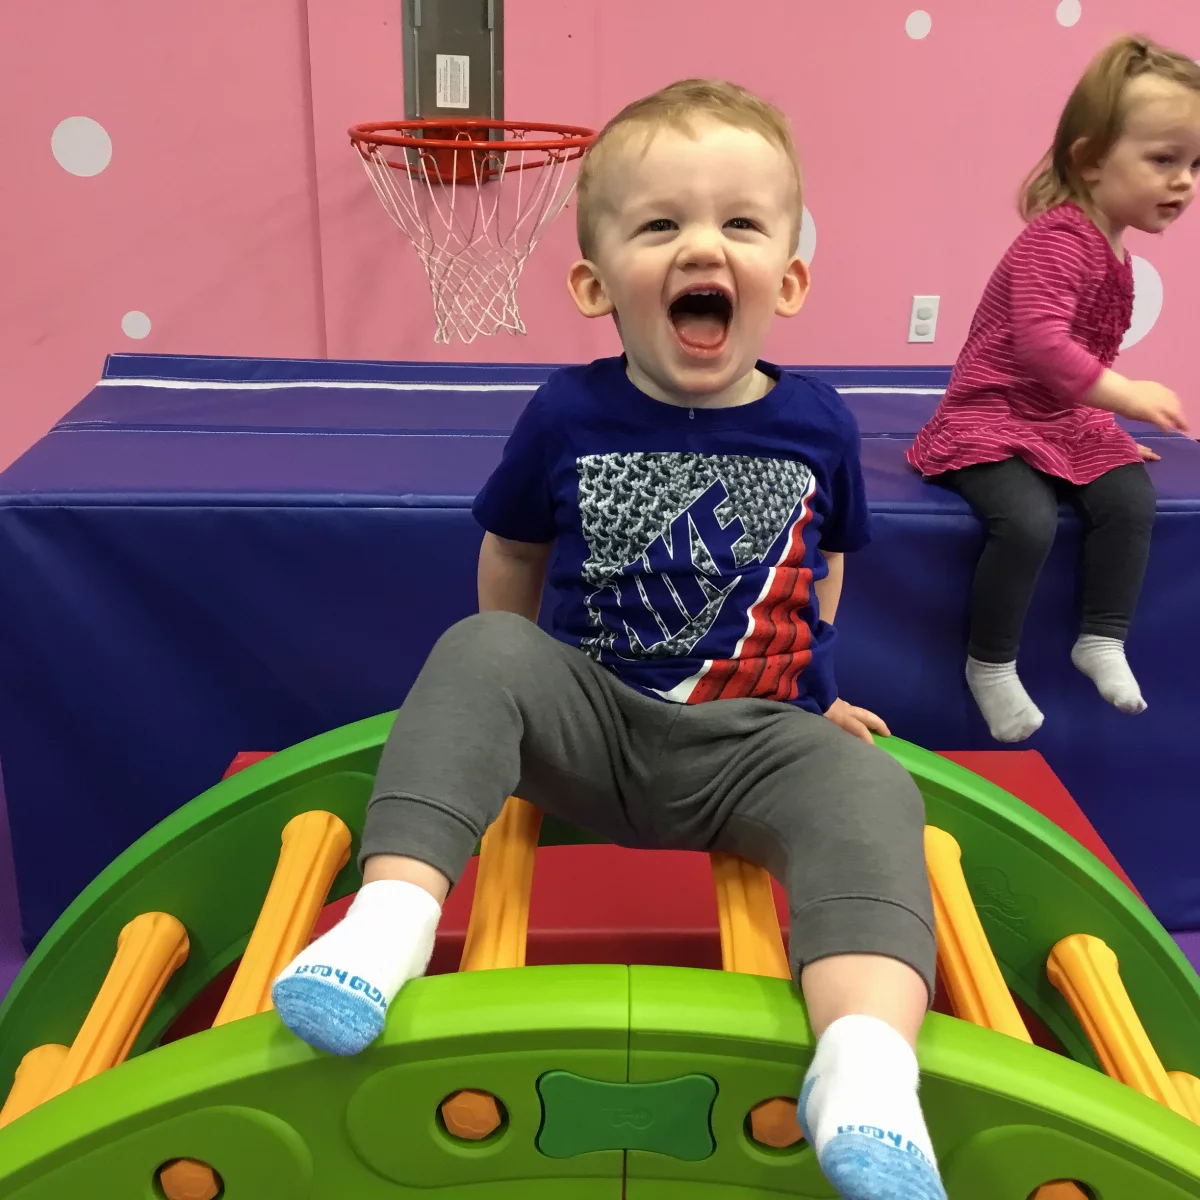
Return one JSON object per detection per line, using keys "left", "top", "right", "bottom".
{"left": 575, "top": 79, "right": 803, "bottom": 260}
{"left": 1020, "top": 34, "right": 1200, "bottom": 220}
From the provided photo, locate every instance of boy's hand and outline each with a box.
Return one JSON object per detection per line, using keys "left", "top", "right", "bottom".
{"left": 824, "top": 698, "right": 890, "bottom": 744}
{"left": 1136, "top": 443, "right": 1161, "bottom": 462}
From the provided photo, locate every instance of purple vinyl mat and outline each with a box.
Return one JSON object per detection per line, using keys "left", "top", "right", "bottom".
{"left": 4, "top": 356, "right": 1200, "bottom": 949}
{"left": 0, "top": 354, "right": 1198, "bottom": 1005}
{"left": 0, "top": 776, "right": 24, "bottom": 1002}
{"left": 1176, "top": 932, "right": 1200, "bottom": 977}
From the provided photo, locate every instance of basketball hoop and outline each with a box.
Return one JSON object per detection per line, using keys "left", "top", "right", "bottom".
{"left": 349, "top": 119, "right": 596, "bottom": 344}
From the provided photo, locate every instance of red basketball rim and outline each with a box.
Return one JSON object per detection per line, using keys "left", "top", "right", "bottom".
{"left": 349, "top": 118, "right": 596, "bottom": 155}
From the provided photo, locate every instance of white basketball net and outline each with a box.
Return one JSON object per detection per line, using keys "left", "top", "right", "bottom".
{"left": 356, "top": 132, "right": 583, "bottom": 344}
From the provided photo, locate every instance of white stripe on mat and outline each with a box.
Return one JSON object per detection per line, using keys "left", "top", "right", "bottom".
{"left": 837, "top": 387, "right": 944, "bottom": 395}
{"left": 96, "top": 378, "right": 539, "bottom": 393}
{"left": 96, "top": 378, "right": 945, "bottom": 396}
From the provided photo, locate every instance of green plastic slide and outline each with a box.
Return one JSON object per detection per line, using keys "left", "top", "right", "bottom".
{"left": 0, "top": 718, "right": 1196, "bottom": 1197}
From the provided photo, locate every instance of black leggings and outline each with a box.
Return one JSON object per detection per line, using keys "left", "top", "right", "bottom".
{"left": 941, "top": 458, "right": 1156, "bottom": 664}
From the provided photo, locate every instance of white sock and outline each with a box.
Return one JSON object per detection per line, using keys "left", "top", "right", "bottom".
{"left": 801, "top": 1015, "right": 937, "bottom": 1167}
{"left": 271, "top": 879, "right": 441, "bottom": 1055}
{"left": 965, "top": 657, "right": 1044, "bottom": 742}
{"left": 299, "top": 878, "right": 441, "bottom": 992}
{"left": 1071, "top": 635, "right": 1146, "bottom": 714}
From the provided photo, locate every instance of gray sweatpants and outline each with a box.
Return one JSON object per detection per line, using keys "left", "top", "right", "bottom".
{"left": 361, "top": 612, "right": 936, "bottom": 997}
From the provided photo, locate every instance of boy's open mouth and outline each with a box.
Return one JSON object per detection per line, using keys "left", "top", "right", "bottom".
{"left": 668, "top": 287, "right": 733, "bottom": 354}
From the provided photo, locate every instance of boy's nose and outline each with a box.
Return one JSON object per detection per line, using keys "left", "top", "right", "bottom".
{"left": 678, "top": 225, "right": 726, "bottom": 265}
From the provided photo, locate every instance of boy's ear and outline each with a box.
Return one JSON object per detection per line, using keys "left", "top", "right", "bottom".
{"left": 568, "top": 259, "right": 615, "bottom": 318}
{"left": 776, "top": 255, "right": 810, "bottom": 318}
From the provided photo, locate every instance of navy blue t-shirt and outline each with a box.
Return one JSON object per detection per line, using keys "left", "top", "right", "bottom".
{"left": 472, "top": 357, "right": 870, "bottom": 714}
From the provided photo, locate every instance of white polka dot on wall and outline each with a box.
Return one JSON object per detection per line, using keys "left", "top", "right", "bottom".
{"left": 1056, "top": 0, "right": 1082, "bottom": 28}
{"left": 797, "top": 206, "right": 817, "bottom": 265}
{"left": 121, "top": 311, "right": 152, "bottom": 340}
{"left": 905, "top": 10, "right": 932, "bottom": 40}
{"left": 1121, "top": 257, "right": 1162, "bottom": 350}
{"left": 50, "top": 117, "right": 112, "bottom": 177}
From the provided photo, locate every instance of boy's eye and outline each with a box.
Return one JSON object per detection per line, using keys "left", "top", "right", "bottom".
{"left": 725, "top": 217, "right": 759, "bottom": 230}
{"left": 640, "top": 218, "right": 676, "bottom": 233}
{"left": 1152, "top": 154, "right": 1176, "bottom": 166}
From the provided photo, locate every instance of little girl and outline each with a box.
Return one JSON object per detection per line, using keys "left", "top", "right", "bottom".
{"left": 908, "top": 35, "right": 1199, "bottom": 743}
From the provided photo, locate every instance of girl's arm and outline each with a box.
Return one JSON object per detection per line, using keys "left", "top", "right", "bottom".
{"left": 1009, "top": 224, "right": 1188, "bottom": 433}
{"left": 1008, "top": 224, "right": 1111, "bottom": 402}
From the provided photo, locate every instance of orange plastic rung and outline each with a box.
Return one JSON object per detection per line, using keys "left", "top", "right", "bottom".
{"left": 1168, "top": 1071, "right": 1200, "bottom": 1125}
{"left": 214, "top": 809, "right": 352, "bottom": 1027}
{"left": 0, "top": 1043, "right": 69, "bottom": 1129}
{"left": 43, "top": 911, "right": 189, "bottom": 1104}
{"left": 1034, "top": 1184, "right": 1093, "bottom": 1199}
{"left": 1047, "top": 933, "right": 1191, "bottom": 1120}
{"left": 710, "top": 853, "right": 790, "bottom": 980}
{"left": 924, "top": 826, "right": 1030, "bottom": 1042}
{"left": 459, "top": 796, "right": 542, "bottom": 972}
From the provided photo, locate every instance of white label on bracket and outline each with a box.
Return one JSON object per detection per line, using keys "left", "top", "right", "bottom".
{"left": 436, "top": 54, "right": 471, "bottom": 109}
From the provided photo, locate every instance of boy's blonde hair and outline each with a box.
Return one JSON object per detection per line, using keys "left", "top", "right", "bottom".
{"left": 575, "top": 79, "right": 803, "bottom": 260}
{"left": 1020, "top": 34, "right": 1200, "bottom": 220}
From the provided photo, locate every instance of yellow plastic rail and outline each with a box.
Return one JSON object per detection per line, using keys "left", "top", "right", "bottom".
{"left": 0, "top": 1044, "right": 68, "bottom": 1129}
{"left": 1048, "top": 934, "right": 1192, "bottom": 1122}
{"left": 710, "top": 852, "right": 791, "bottom": 980}
{"left": 1168, "top": 1071, "right": 1200, "bottom": 1124}
{"left": 459, "top": 796, "right": 541, "bottom": 972}
{"left": 214, "top": 810, "right": 351, "bottom": 1026}
{"left": 924, "top": 826, "right": 1031, "bottom": 1042}
{"left": 0, "top": 910, "right": 191, "bottom": 1130}
{"left": 45, "top": 911, "right": 189, "bottom": 1103}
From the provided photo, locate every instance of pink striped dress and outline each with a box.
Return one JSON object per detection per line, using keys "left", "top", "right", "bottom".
{"left": 907, "top": 203, "right": 1140, "bottom": 485}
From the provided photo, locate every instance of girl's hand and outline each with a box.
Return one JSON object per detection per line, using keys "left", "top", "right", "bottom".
{"left": 1122, "top": 381, "right": 1189, "bottom": 434}
{"left": 1136, "top": 443, "right": 1161, "bottom": 462}
{"left": 825, "top": 698, "right": 890, "bottom": 744}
